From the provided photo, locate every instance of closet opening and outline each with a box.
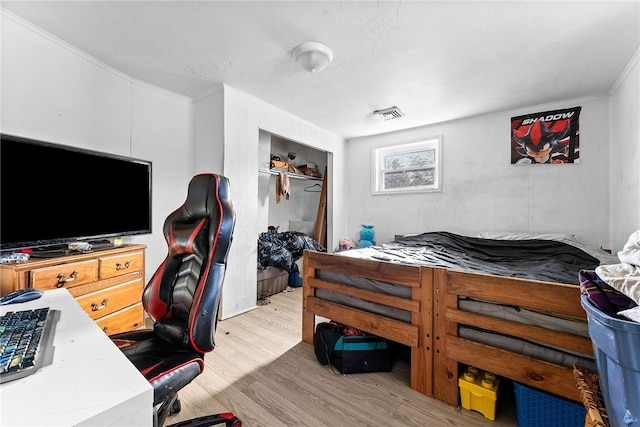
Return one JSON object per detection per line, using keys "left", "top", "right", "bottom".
{"left": 256, "top": 131, "right": 330, "bottom": 304}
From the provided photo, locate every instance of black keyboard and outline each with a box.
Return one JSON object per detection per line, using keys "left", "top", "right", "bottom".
{"left": 0, "top": 307, "right": 60, "bottom": 383}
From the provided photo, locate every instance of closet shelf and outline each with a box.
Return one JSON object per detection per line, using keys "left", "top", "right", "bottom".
{"left": 258, "top": 168, "right": 322, "bottom": 181}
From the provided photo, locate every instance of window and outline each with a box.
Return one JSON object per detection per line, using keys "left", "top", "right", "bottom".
{"left": 372, "top": 136, "right": 442, "bottom": 195}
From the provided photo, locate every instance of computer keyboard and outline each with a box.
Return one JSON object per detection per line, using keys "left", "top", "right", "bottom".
{"left": 0, "top": 307, "right": 60, "bottom": 383}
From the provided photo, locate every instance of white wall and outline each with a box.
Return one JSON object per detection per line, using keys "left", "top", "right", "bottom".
{"left": 1, "top": 11, "right": 195, "bottom": 279}
{"left": 609, "top": 49, "right": 640, "bottom": 251}
{"left": 347, "top": 96, "right": 613, "bottom": 251}
{"left": 217, "top": 85, "right": 346, "bottom": 319}
{"left": 130, "top": 84, "right": 194, "bottom": 273}
{"left": 193, "top": 89, "right": 224, "bottom": 175}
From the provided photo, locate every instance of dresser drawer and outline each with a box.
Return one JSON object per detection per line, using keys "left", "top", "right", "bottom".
{"left": 95, "top": 303, "right": 145, "bottom": 336}
{"left": 75, "top": 278, "right": 143, "bottom": 320}
{"left": 30, "top": 259, "right": 99, "bottom": 290}
{"left": 99, "top": 251, "right": 144, "bottom": 279}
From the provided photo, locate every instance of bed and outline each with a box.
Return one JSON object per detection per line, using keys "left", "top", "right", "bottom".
{"left": 301, "top": 231, "right": 618, "bottom": 406}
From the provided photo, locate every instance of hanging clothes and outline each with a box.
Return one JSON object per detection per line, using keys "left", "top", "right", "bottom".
{"left": 275, "top": 172, "right": 290, "bottom": 203}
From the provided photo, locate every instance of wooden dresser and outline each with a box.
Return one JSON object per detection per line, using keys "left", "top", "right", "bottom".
{"left": 0, "top": 244, "right": 146, "bottom": 336}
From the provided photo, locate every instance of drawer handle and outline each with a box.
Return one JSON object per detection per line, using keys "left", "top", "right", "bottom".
{"left": 56, "top": 270, "right": 78, "bottom": 287}
{"left": 102, "top": 326, "right": 108, "bottom": 333}
{"left": 115, "top": 261, "right": 131, "bottom": 270}
{"left": 91, "top": 298, "right": 109, "bottom": 311}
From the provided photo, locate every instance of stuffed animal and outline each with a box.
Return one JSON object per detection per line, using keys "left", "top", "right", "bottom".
{"left": 358, "top": 224, "right": 376, "bottom": 248}
{"left": 336, "top": 237, "right": 357, "bottom": 252}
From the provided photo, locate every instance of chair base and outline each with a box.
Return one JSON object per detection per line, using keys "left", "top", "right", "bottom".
{"left": 156, "top": 394, "right": 241, "bottom": 427}
{"left": 166, "top": 413, "right": 242, "bottom": 427}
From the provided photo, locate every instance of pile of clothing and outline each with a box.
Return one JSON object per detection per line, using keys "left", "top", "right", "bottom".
{"left": 580, "top": 230, "right": 640, "bottom": 322}
{"left": 257, "top": 229, "right": 325, "bottom": 273}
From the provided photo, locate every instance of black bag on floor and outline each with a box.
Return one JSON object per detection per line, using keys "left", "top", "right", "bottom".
{"left": 314, "top": 321, "right": 391, "bottom": 374}
{"left": 332, "top": 334, "right": 391, "bottom": 374}
{"left": 314, "top": 321, "right": 344, "bottom": 366}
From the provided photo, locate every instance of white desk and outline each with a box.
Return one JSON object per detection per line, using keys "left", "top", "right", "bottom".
{"left": 0, "top": 288, "right": 153, "bottom": 426}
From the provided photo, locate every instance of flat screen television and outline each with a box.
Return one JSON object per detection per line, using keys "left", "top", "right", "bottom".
{"left": 1, "top": 133, "right": 152, "bottom": 252}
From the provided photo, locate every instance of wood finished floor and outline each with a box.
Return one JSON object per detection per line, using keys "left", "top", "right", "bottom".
{"left": 166, "top": 289, "right": 518, "bottom": 426}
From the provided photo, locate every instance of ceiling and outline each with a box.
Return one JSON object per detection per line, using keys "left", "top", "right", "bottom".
{"left": 2, "top": 1, "right": 639, "bottom": 139}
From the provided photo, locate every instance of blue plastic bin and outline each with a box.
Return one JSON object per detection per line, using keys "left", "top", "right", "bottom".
{"left": 581, "top": 295, "right": 640, "bottom": 427}
{"left": 513, "top": 381, "right": 586, "bottom": 427}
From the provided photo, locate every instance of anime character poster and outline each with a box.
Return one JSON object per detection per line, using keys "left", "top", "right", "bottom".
{"left": 511, "top": 106, "right": 581, "bottom": 164}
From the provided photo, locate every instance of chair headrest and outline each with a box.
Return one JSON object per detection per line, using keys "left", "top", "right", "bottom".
{"left": 165, "top": 174, "right": 222, "bottom": 259}
{"left": 185, "top": 174, "right": 218, "bottom": 218}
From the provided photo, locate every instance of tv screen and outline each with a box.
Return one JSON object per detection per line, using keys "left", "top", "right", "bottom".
{"left": 1, "top": 133, "right": 152, "bottom": 251}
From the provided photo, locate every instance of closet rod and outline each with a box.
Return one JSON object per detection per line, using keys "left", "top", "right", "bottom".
{"left": 258, "top": 168, "right": 322, "bottom": 181}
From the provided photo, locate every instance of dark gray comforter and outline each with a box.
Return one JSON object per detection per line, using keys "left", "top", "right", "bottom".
{"left": 364, "top": 231, "right": 600, "bottom": 285}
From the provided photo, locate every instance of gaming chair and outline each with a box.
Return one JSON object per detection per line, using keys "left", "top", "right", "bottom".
{"left": 111, "top": 173, "right": 241, "bottom": 427}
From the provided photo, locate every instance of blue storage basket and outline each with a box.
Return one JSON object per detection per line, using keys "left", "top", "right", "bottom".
{"left": 513, "top": 382, "right": 586, "bottom": 427}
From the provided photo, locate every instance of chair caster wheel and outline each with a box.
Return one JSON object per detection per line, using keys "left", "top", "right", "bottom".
{"left": 171, "top": 398, "right": 181, "bottom": 414}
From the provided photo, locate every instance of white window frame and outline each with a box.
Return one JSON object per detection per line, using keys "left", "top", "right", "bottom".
{"left": 371, "top": 136, "right": 442, "bottom": 195}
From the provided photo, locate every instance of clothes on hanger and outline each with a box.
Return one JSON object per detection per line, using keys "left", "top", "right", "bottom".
{"left": 275, "top": 172, "right": 290, "bottom": 203}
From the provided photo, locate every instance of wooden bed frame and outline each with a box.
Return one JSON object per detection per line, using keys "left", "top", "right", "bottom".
{"left": 301, "top": 250, "right": 593, "bottom": 406}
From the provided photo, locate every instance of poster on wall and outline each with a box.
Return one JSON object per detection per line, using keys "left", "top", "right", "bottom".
{"left": 510, "top": 106, "right": 581, "bottom": 164}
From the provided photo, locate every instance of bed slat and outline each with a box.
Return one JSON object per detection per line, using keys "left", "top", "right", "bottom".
{"left": 304, "top": 251, "right": 422, "bottom": 287}
{"left": 445, "top": 335, "right": 583, "bottom": 402}
{"left": 446, "top": 271, "right": 586, "bottom": 319}
{"left": 308, "top": 276, "right": 421, "bottom": 313}
{"left": 446, "top": 308, "right": 594, "bottom": 355}
{"left": 306, "top": 296, "right": 419, "bottom": 347}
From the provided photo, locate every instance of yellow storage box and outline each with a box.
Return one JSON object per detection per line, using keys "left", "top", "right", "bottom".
{"left": 458, "top": 366, "right": 501, "bottom": 421}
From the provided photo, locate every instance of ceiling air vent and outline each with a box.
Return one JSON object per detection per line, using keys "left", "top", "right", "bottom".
{"left": 373, "top": 106, "right": 404, "bottom": 120}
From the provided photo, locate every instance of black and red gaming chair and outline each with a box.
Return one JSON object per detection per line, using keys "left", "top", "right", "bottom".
{"left": 111, "top": 173, "right": 240, "bottom": 427}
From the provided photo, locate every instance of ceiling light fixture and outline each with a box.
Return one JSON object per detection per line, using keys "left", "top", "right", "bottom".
{"left": 292, "top": 41, "right": 333, "bottom": 74}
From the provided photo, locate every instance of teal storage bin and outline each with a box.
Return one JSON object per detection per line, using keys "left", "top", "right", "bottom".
{"left": 581, "top": 295, "right": 640, "bottom": 427}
